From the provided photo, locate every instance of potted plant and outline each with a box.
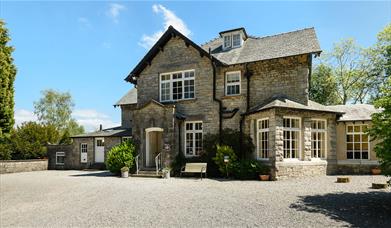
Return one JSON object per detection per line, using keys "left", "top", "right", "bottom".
{"left": 162, "top": 167, "right": 171, "bottom": 179}
{"left": 371, "top": 167, "right": 381, "bottom": 175}
{"left": 121, "top": 166, "right": 129, "bottom": 178}
{"left": 259, "top": 165, "right": 270, "bottom": 181}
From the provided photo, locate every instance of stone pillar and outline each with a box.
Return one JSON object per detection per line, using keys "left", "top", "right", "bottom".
{"left": 303, "top": 117, "right": 312, "bottom": 161}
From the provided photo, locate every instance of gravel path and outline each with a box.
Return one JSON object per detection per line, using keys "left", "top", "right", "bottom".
{"left": 1, "top": 170, "right": 390, "bottom": 227}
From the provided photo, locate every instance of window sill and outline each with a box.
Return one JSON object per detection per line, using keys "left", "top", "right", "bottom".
{"left": 161, "top": 98, "right": 197, "bottom": 104}
{"left": 221, "top": 95, "right": 244, "bottom": 100}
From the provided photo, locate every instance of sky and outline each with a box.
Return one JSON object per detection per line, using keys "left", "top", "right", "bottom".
{"left": 1, "top": 1, "right": 390, "bottom": 132}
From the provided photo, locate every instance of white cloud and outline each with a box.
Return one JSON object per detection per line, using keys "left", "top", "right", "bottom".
{"left": 72, "top": 109, "right": 119, "bottom": 132}
{"left": 14, "top": 108, "right": 119, "bottom": 133}
{"left": 78, "top": 17, "right": 92, "bottom": 28}
{"left": 139, "top": 4, "right": 191, "bottom": 49}
{"left": 106, "top": 3, "right": 126, "bottom": 23}
{"left": 14, "top": 109, "right": 37, "bottom": 127}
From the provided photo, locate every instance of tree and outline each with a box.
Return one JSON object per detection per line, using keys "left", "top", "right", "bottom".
{"left": 34, "top": 89, "right": 84, "bottom": 138}
{"left": 9, "top": 122, "right": 60, "bottom": 160}
{"left": 0, "top": 20, "right": 17, "bottom": 139}
{"left": 310, "top": 63, "right": 340, "bottom": 105}
{"left": 368, "top": 77, "right": 391, "bottom": 179}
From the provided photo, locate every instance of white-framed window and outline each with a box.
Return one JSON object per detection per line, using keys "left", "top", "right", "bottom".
{"left": 311, "top": 119, "right": 327, "bottom": 159}
{"left": 81, "top": 143, "right": 88, "bottom": 153}
{"left": 184, "top": 121, "right": 203, "bottom": 157}
{"left": 257, "top": 118, "right": 269, "bottom": 159}
{"left": 223, "top": 35, "right": 231, "bottom": 49}
{"left": 159, "top": 70, "right": 195, "bottom": 102}
{"left": 122, "top": 137, "right": 132, "bottom": 142}
{"left": 346, "top": 124, "right": 369, "bottom": 160}
{"left": 232, "top": 34, "right": 241, "bottom": 47}
{"left": 56, "top": 152, "right": 65, "bottom": 165}
{"left": 225, "top": 71, "right": 241, "bottom": 96}
{"left": 283, "top": 117, "right": 301, "bottom": 159}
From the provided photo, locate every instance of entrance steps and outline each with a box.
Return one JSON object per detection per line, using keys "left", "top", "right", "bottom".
{"left": 131, "top": 169, "right": 162, "bottom": 178}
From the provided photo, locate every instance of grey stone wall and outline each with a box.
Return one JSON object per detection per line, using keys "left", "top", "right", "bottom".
{"left": 121, "top": 104, "right": 137, "bottom": 129}
{"left": 275, "top": 161, "right": 327, "bottom": 179}
{"left": 0, "top": 159, "right": 48, "bottom": 174}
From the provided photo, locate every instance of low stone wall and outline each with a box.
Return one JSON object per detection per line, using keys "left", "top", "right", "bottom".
{"left": 274, "top": 161, "right": 327, "bottom": 180}
{"left": 0, "top": 159, "right": 48, "bottom": 174}
{"left": 336, "top": 164, "right": 378, "bottom": 175}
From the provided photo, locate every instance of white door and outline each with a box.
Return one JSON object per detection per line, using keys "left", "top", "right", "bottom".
{"left": 95, "top": 138, "right": 105, "bottom": 163}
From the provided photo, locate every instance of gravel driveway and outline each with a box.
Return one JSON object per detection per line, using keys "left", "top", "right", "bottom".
{"left": 1, "top": 170, "right": 390, "bottom": 227}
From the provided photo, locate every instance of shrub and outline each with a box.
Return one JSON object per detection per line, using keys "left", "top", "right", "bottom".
{"left": 106, "top": 140, "right": 135, "bottom": 174}
{"left": 204, "top": 128, "right": 255, "bottom": 160}
{"left": 213, "top": 145, "right": 238, "bottom": 177}
{"left": 120, "top": 166, "right": 129, "bottom": 172}
{"left": 233, "top": 159, "right": 269, "bottom": 180}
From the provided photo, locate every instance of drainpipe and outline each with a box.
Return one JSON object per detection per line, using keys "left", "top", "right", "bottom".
{"left": 212, "top": 61, "right": 223, "bottom": 143}
{"left": 239, "top": 63, "right": 252, "bottom": 159}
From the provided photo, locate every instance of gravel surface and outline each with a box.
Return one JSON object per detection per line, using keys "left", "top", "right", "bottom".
{"left": 1, "top": 170, "right": 390, "bottom": 227}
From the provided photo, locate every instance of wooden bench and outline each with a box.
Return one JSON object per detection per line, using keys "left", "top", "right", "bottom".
{"left": 180, "top": 163, "right": 207, "bottom": 179}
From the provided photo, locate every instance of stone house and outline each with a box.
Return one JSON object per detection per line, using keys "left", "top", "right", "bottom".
{"left": 49, "top": 26, "right": 380, "bottom": 179}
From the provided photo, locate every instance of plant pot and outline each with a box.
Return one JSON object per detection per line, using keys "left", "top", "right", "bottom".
{"left": 371, "top": 168, "right": 381, "bottom": 175}
{"left": 163, "top": 171, "right": 170, "bottom": 179}
{"left": 121, "top": 171, "right": 129, "bottom": 178}
{"left": 259, "top": 175, "right": 270, "bottom": 181}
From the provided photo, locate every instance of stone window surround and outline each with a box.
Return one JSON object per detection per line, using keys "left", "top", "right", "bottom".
{"left": 310, "top": 119, "right": 327, "bottom": 160}
{"left": 225, "top": 71, "right": 241, "bottom": 96}
{"left": 56, "top": 152, "right": 65, "bottom": 165}
{"left": 257, "top": 118, "right": 270, "bottom": 160}
{"left": 346, "top": 124, "right": 370, "bottom": 160}
{"left": 184, "top": 121, "right": 203, "bottom": 157}
{"left": 282, "top": 116, "right": 302, "bottom": 160}
{"left": 159, "top": 69, "right": 195, "bottom": 102}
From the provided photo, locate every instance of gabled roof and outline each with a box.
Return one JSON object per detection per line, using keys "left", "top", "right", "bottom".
{"left": 125, "top": 26, "right": 223, "bottom": 83}
{"left": 246, "top": 96, "right": 344, "bottom": 115}
{"left": 328, "top": 104, "right": 380, "bottom": 121}
{"left": 202, "top": 28, "right": 321, "bottom": 65}
{"left": 114, "top": 88, "right": 137, "bottom": 107}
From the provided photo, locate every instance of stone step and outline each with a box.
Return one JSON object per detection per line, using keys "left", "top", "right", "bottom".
{"left": 131, "top": 170, "right": 162, "bottom": 178}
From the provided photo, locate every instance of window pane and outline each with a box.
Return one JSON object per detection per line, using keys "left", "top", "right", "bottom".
{"left": 346, "top": 135, "right": 353, "bottom": 143}
{"left": 362, "top": 134, "right": 369, "bottom": 142}
{"left": 233, "top": 34, "right": 241, "bottom": 46}
{"left": 172, "top": 81, "right": 183, "bottom": 100}
{"left": 354, "top": 126, "right": 360, "bottom": 132}
{"left": 362, "top": 143, "right": 369, "bottom": 150}
{"left": 347, "top": 143, "right": 353, "bottom": 150}
{"left": 224, "top": 35, "right": 231, "bottom": 47}
{"left": 354, "top": 152, "right": 361, "bottom": 159}
{"left": 347, "top": 152, "right": 353, "bottom": 159}
{"left": 362, "top": 152, "right": 368, "bottom": 159}
{"left": 347, "top": 126, "right": 353, "bottom": 132}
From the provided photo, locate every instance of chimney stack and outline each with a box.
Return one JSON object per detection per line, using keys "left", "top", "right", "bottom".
{"left": 99, "top": 124, "right": 103, "bottom": 131}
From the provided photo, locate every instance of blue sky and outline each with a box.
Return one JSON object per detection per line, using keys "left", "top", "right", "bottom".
{"left": 1, "top": 1, "right": 390, "bottom": 132}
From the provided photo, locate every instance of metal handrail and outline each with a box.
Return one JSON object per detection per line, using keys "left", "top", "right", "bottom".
{"left": 135, "top": 154, "right": 140, "bottom": 175}
{"left": 155, "top": 153, "right": 161, "bottom": 175}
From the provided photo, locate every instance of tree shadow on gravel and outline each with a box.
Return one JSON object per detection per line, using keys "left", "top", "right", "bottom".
{"left": 70, "top": 171, "right": 115, "bottom": 177}
{"left": 290, "top": 191, "right": 391, "bottom": 227}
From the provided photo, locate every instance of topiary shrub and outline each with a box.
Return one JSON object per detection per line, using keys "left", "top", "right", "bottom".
{"left": 106, "top": 140, "right": 135, "bottom": 174}
{"left": 213, "top": 145, "right": 238, "bottom": 177}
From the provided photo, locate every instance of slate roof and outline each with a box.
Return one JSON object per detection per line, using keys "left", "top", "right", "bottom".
{"left": 71, "top": 126, "right": 132, "bottom": 138}
{"left": 114, "top": 88, "right": 137, "bottom": 106}
{"left": 246, "top": 96, "right": 344, "bottom": 115}
{"left": 202, "top": 28, "right": 321, "bottom": 65}
{"left": 328, "top": 104, "right": 380, "bottom": 121}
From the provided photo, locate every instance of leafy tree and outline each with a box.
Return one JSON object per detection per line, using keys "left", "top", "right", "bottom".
{"left": 310, "top": 63, "right": 340, "bottom": 105}
{"left": 0, "top": 20, "right": 17, "bottom": 139}
{"left": 34, "top": 89, "right": 84, "bottom": 139}
{"left": 9, "top": 122, "right": 59, "bottom": 159}
{"left": 106, "top": 140, "right": 136, "bottom": 174}
{"left": 368, "top": 71, "right": 391, "bottom": 179}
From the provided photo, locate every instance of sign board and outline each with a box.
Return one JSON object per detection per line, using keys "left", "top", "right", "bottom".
{"left": 224, "top": 156, "right": 229, "bottom": 163}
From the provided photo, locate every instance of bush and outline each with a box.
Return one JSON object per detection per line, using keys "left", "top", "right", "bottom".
{"left": 106, "top": 140, "right": 136, "bottom": 174}
{"left": 120, "top": 166, "right": 129, "bottom": 172}
{"left": 213, "top": 145, "right": 238, "bottom": 177}
{"left": 204, "top": 128, "right": 255, "bottom": 160}
{"left": 233, "top": 159, "right": 270, "bottom": 180}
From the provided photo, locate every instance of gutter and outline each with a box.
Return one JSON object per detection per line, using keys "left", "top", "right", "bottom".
{"left": 239, "top": 63, "right": 253, "bottom": 159}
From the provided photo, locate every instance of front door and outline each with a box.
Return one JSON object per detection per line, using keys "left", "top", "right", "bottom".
{"left": 145, "top": 130, "right": 163, "bottom": 167}
{"left": 95, "top": 138, "right": 105, "bottom": 163}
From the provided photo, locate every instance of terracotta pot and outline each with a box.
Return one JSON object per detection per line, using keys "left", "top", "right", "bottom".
{"left": 371, "top": 168, "right": 381, "bottom": 175}
{"left": 259, "top": 175, "right": 270, "bottom": 181}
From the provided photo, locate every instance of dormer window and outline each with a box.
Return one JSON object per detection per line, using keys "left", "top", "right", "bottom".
{"left": 232, "top": 34, "right": 241, "bottom": 47}
{"left": 223, "top": 35, "right": 231, "bottom": 49}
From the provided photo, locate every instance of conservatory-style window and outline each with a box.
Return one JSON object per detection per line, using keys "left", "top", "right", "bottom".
{"left": 160, "top": 70, "right": 195, "bottom": 102}
{"left": 346, "top": 124, "right": 369, "bottom": 159}
{"left": 311, "top": 119, "right": 327, "bottom": 159}
{"left": 225, "top": 71, "right": 241, "bottom": 96}
{"left": 283, "top": 117, "right": 301, "bottom": 159}
{"left": 257, "top": 118, "right": 269, "bottom": 159}
{"left": 184, "top": 121, "right": 203, "bottom": 157}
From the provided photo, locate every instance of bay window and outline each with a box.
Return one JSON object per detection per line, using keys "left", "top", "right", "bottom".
{"left": 160, "top": 70, "right": 195, "bottom": 102}
{"left": 185, "top": 121, "right": 203, "bottom": 157}
{"left": 311, "top": 119, "right": 327, "bottom": 159}
{"left": 283, "top": 117, "right": 301, "bottom": 159}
